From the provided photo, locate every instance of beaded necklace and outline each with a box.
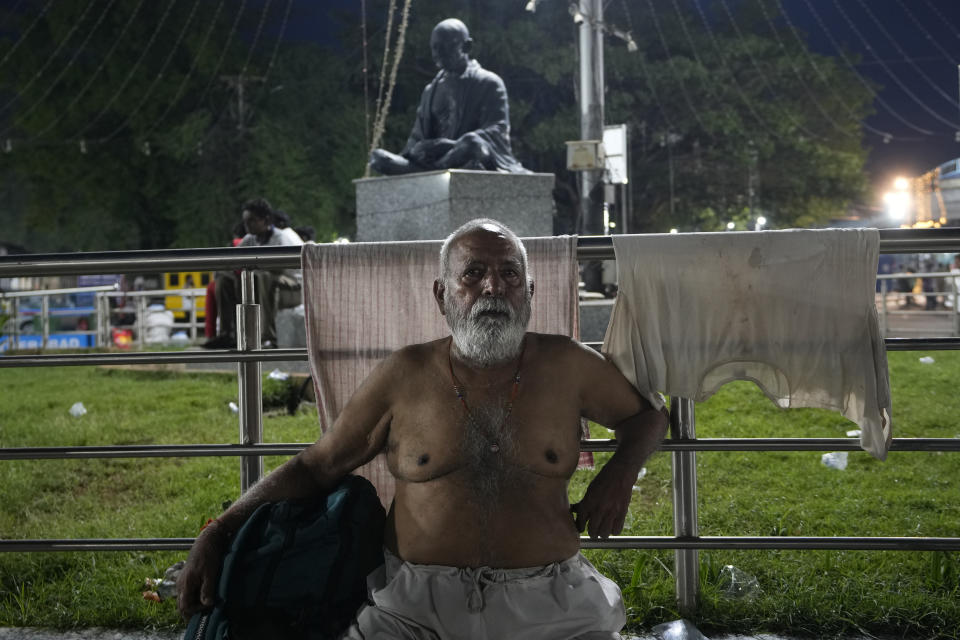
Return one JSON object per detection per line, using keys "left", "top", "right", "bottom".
{"left": 447, "top": 337, "right": 525, "bottom": 453}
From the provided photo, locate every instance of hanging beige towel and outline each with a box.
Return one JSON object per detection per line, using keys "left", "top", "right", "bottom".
{"left": 302, "top": 236, "right": 585, "bottom": 507}
{"left": 603, "top": 229, "right": 892, "bottom": 460}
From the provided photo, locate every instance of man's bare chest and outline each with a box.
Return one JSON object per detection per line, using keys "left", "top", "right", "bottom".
{"left": 385, "top": 379, "right": 582, "bottom": 484}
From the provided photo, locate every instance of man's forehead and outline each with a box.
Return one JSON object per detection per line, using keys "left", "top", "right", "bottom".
{"left": 451, "top": 229, "right": 522, "bottom": 263}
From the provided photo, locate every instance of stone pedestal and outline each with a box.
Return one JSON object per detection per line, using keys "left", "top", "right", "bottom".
{"left": 354, "top": 169, "right": 555, "bottom": 241}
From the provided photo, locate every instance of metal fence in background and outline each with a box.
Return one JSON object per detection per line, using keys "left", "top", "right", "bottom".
{"left": 2, "top": 228, "right": 960, "bottom": 613}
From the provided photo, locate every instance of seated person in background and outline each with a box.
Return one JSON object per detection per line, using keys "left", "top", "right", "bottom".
{"left": 203, "top": 222, "right": 248, "bottom": 340}
{"left": 369, "top": 18, "right": 529, "bottom": 176}
{"left": 179, "top": 218, "right": 667, "bottom": 639}
{"left": 207, "top": 198, "right": 302, "bottom": 349}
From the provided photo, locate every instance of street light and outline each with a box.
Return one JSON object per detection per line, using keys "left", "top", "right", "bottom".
{"left": 726, "top": 221, "right": 735, "bottom": 231}
{"left": 754, "top": 216, "right": 766, "bottom": 232}
{"left": 883, "top": 176, "right": 912, "bottom": 225}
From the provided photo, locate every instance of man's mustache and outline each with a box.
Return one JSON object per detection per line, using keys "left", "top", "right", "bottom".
{"left": 469, "top": 297, "right": 514, "bottom": 320}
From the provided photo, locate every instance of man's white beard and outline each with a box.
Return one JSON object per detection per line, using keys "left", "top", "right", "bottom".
{"left": 445, "top": 290, "right": 531, "bottom": 367}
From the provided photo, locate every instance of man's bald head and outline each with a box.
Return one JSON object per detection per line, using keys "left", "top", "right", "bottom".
{"left": 439, "top": 218, "right": 530, "bottom": 286}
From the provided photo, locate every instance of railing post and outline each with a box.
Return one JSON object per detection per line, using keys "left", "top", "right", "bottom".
{"left": 41, "top": 296, "right": 49, "bottom": 350}
{"left": 190, "top": 290, "right": 198, "bottom": 342}
{"left": 880, "top": 279, "right": 888, "bottom": 337}
{"left": 670, "top": 396, "right": 699, "bottom": 614}
{"left": 11, "top": 297, "right": 20, "bottom": 349}
{"left": 237, "top": 270, "right": 263, "bottom": 493}
{"left": 136, "top": 296, "right": 146, "bottom": 348}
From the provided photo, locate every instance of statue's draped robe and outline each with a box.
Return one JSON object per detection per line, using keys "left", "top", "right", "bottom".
{"left": 401, "top": 59, "right": 528, "bottom": 173}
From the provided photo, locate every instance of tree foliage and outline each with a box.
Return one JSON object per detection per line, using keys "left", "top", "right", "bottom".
{"left": 0, "top": 0, "right": 872, "bottom": 251}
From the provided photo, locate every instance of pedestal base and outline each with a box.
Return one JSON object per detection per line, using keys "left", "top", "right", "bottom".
{"left": 355, "top": 169, "right": 555, "bottom": 241}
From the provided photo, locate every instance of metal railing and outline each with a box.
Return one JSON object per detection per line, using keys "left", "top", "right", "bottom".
{"left": 0, "top": 284, "right": 208, "bottom": 349}
{"left": 2, "top": 227, "right": 960, "bottom": 614}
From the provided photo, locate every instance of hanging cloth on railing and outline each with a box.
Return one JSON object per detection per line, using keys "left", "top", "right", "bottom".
{"left": 302, "top": 236, "right": 585, "bottom": 507}
{"left": 603, "top": 229, "right": 892, "bottom": 460}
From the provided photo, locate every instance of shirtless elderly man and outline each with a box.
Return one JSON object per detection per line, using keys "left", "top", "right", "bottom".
{"left": 178, "top": 219, "right": 668, "bottom": 639}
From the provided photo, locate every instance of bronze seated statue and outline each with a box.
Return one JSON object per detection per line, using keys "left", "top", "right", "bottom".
{"left": 370, "top": 18, "right": 529, "bottom": 176}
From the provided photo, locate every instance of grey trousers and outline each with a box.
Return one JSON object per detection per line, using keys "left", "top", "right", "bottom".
{"left": 339, "top": 550, "right": 626, "bottom": 640}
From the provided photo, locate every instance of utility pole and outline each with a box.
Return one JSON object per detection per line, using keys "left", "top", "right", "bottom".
{"left": 579, "top": 0, "right": 605, "bottom": 291}
{"left": 220, "top": 75, "right": 266, "bottom": 133}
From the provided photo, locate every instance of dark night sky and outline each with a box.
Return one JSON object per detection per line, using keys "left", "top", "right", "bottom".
{"left": 782, "top": 0, "right": 960, "bottom": 194}
{"left": 6, "top": 0, "right": 960, "bottom": 202}
{"left": 295, "top": 0, "right": 960, "bottom": 199}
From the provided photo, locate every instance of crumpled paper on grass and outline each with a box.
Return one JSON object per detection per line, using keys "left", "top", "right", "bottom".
{"left": 652, "top": 619, "right": 710, "bottom": 640}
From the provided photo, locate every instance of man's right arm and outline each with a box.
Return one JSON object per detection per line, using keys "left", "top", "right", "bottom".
{"left": 176, "top": 354, "right": 398, "bottom": 618}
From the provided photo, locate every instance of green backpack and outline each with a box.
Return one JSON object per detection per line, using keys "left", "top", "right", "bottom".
{"left": 183, "top": 475, "right": 386, "bottom": 640}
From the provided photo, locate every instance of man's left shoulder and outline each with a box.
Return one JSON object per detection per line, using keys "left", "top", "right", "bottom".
{"left": 528, "top": 332, "right": 597, "bottom": 360}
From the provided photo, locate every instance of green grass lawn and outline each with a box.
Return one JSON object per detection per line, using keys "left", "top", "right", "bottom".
{"left": 0, "top": 353, "right": 958, "bottom": 637}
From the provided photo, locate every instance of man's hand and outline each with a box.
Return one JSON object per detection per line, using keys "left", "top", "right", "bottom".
{"left": 176, "top": 522, "right": 229, "bottom": 619}
{"left": 570, "top": 457, "right": 639, "bottom": 539}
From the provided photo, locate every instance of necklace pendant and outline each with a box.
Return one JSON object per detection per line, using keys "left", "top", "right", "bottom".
{"left": 489, "top": 441, "right": 500, "bottom": 453}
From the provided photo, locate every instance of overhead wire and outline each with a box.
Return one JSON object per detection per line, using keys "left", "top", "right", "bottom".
{"left": 0, "top": 0, "right": 54, "bottom": 71}
{"left": 853, "top": 0, "right": 959, "bottom": 112}
{"left": 0, "top": 0, "right": 102, "bottom": 119}
{"left": 639, "top": 0, "right": 711, "bottom": 134}
{"left": 825, "top": 0, "right": 958, "bottom": 131}
{"left": 193, "top": 0, "right": 282, "bottom": 152}
{"left": 793, "top": 0, "right": 935, "bottom": 136}
{"left": 753, "top": 0, "right": 890, "bottom": 140}
{"left": 921, "top": 0, "right": 960, "bottom": 40}
{"left": 716, "top": 0, "right": 826, "bottom": 141}
{"left": 689, "top": 0, "right": 782, "bottom": 141}
{"left": 892, "top": 0, "right": 958, "bottom": 67}
{"left": 1, "top": 0, "right": 124, "bottom": 145}
{"left": 98, "top": 0, "right": 206, "bottom": 143}
{"left": 28, "top": 0, "right": 150, "bottom": 139}
{"left": 248, "top": 0, "right": 294, "bottom": 114}
{"left": 141, "top": 0, "right": 228, "bottom": 139}
{"left": 0, "top": 0, "right": 27, "bottom": 31}
{"left": 70, "top": 0, "right": 179, "bottom": 142}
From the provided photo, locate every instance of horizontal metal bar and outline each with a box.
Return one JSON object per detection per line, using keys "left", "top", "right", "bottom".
{"left": 584, "top": 438, "right": 960, "bottom": 452}
{"left": 586, "top": 338, "right": 960, "bottom": 353}
{"left": 0, "top": 348, "right": 308, "bottom": 368}
{"left": 3, "top": 438, "right": 957, "bottom": 462}
{"left": 0, "top": 443, "right": 310, "bottom": 460}
{"left": 0, "top": 245, "right": 303, "bottom": 277}
{"left": 0, "top": 538, "right": 195, "bottom": 552}
{"left": 884, "top": 337, "right": 960, "bottom": 350}
{"left": 4, "top": 229, "right": 960, "bottom": 278}
{"left": 0, "top": 284, "right": 118, "bottom": 298}
{"left": 4, "top": 535, "right": 957, "bottom": 553}
{"left": 580, "top": 535, "right": 960, "bottom": 551}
